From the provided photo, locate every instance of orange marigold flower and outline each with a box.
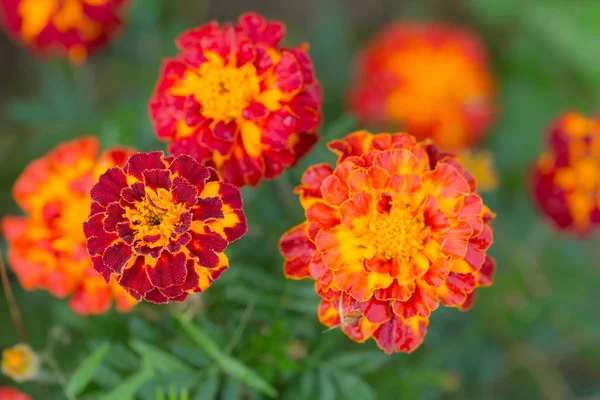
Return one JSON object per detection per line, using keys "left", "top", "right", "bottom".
{"left": 279, "top": 131, "right": 496, "bottom": 354}
{"left": 1, "top": 344, "right": 39, "bottom": 382}
{"left": 149, "top": 12, "right": 322, "bottom": 187}
{"left": 532, "top": 112, "right": 600, "bottom": 236}
{"left": 455, "top": 149, "right": 498, "bottom": 192}
{"left": 84, "top": 151, "right": 247, "bottom": 303}
{"left": 2, "top": 137, "right": 137, "bottom": 315}
{"left": 0, "top": 0, "right": 129, "bottom": 63}
{"left": 348, "top": 22, "right": 496, "bottom": 150}
{"left": 0, "top": 386, "right": 31, "bottom": 400}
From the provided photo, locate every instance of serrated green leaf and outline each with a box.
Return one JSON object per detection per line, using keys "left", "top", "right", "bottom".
{"left": 130, "top": 339, "right": 190, "bottom": 374}
{"left": 66, "top": 342, "right": 111, "bottom": 397}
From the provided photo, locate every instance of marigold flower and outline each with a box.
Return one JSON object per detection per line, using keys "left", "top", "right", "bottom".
{"left": 0, "top": 0, "right": 129, "bottom": 63}
{"left": 532, "top": 112, "right": 600, "bottom": 236}
{"left": 348, "top": 22, "right": 496, "bottom": 150}
{"left": 455, "top": 149, "right": 498, "bottom": 192}
{"left": 279, "top": 131, "right": 496, "bottom": 353}
{"left": 149, "top": 12, "right": 322, "bottom": 187}
{"left": 0, "top": 386, "right": 31, "bottom": 400}
{"left": 1, "top": 344, "right": 39, "bottom": 382}
{"left": 85, "top": 151, "right": 247, "bottom": 303}
{"left": 2, "top": 137, "right": 137, "bottom": 315}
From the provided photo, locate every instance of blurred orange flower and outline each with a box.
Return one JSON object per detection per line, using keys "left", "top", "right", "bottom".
{"left": 0, "top": 0, "right": 129, "bottom": 63}
{"left": 348, "top": 22, "right": 496, "bottom": 150}
{"left": 280, "top": 131, "right": 496, "bottom": 353}
{"left": 149, "top": 12, "right": 322, "bottom": 187}
{"left": 0, "top": 386, "right": 31, "bottom": 400}
{"left": 84, "top": 152, "right": 247, "bottom": 303}
{"left": 1, "top": 344, "right": 39, "bottom": 382}
{"left": 532, "top": 112, "right": 600, "bottom": 236}
{"left": 2, "top": 137, "right": 137, "bottom": 315}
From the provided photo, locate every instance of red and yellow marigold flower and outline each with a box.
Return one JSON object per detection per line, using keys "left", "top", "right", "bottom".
{"left": 149, "top": 12, "right": 322, "bottom": 187}
{"left": 84, "top": 151, "right": 247, "bottom": 303}
{"left": 2, "top": 137, "right": 137, "bottom": 315}
{"left": 0, "top": 0, "right": 129, "bottom": 63}
{"left": 279, "top": 131, "right": 496, "bottom": 354}
{"left": 0, "top": 386, "right": 31, "bottom": 400}
{"left": 532, "top": 112, "right": 600, "bottom": 236}
{"left": 348, "top": 22, "right": 496, "bottom": 150}
{"left": 1, "top": 344, "right": 39, "bottom": 382}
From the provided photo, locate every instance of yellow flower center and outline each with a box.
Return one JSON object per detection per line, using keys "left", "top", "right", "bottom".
{"left": 171, "top": 53, "right": 261, "bottom": 123}
{"left": 2, "top": 349, "right": 30, "bottom": 375}
{"left": 125, "top": 187, "right": 187, "bottom": 248}
{"left": 371, "top": 202, "right": 428, "bottom": 260}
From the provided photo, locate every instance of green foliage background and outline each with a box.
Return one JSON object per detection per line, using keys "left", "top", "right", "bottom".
{"left": 1, "top": 0, "right": 599, "bottom": 399}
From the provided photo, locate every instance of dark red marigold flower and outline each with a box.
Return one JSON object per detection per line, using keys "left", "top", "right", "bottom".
{"left": 0, "top": 0, "right": 129, "bottom": 63}
{"left": 149, "top": 12, "right": 322, "bottom": 187}
{"left": 85, "top": 151, "right": 247, "bottom": 303}
{"left": 532, "top": 112, "right": 600, "bottom": 236}
{"left": 348, "top": 22, "right": 496, "bottom": 150}
{"left": 280, "top": 131, "right": 496, "bottom": 354}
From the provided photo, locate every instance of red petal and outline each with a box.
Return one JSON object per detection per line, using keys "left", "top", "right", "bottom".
{"left": 144, "top": 288, "right": 169, "bottom": 304}
{"left": 171, "top": 178, "right": 198, "bottom": 207}
{"left": 274, "top": 51, "right": 303, "bottom": 93}
{"left": 243, "top": 102, "right": 269, "bottom": 120}
{"left": 280, "top": 223, "right": 314, "bottom": 279}
{"left": 373, "top": 316, "right": 428, "bottom": 354}
{"left": 193, "top": 197, "right": 224, "bottom": 221}
{"left": 90, "top": 167, "right": 128, "bottom": 206}
{"left": 143, "top": 169, "right": 172, "bottom": 190}
{"left": 126, "top": 152, "right": 166, "bottom": 180}
{"left": 169, "top": 154, "right": 211, "bottom": 192}
{"left": 306, "top": 202, "right": 340, "bottom": 228}
{"left": 102, "top": 242, "right": 133, "bottom": 275}
{"left": 118, "top": 257, "right": 153, "bottom": 298}
{"left": 147, "top": 251, "right": 188, "bottom": 289}
{"left": 188, "top": 229, "right": 228, "bottom": 268}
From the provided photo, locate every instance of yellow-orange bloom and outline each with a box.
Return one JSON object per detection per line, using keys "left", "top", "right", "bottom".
{"left": 348, "top": 22, "right": 496, "bottom": 150}
{"left": 1, "top": 344, "right": 39, "bottom": 382}
{"left": 280, "top": 131, "right": 496, "bottom": 353}
{"left": 0, "top": 0, "right": 129, "bottom": 63}
{"left": 2, "top": 137, "right": 137, "bottom": 315}
{"left": 532, "top": 112, "right": 600, "bottom": 236}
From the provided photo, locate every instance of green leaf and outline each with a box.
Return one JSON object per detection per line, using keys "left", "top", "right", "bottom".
{"left": 217, "top": 355, "right": 278, "bottom": 398}
{"left": 130, "top": 339, "right": 190, "bottom": 374}
{"left": 175, "top": 315, "right": 221, "bottom": 359}
{"left": 192, "top": 372, "right": 219, "bottom": 400}
{"left": 318, "top": 373, "right": 337, "bottom": 400}
{"left": 331, "top": 372, "right": 376, "bottom": 400}
{"left": 66, "top": 342, "right": 111, "bottom": 397}
{"left": 175, "top": 314, "right": 278, "bottom": 398}
{"left": 101, "top": 358, "right": 155, "bottom": 400}
{"left": 323, "top": 350, "right": 389, "bottom": 374}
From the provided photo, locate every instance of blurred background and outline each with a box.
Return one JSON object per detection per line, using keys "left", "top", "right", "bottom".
{"left": 1, "top": 0, "right": 600, "bottom": 399}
